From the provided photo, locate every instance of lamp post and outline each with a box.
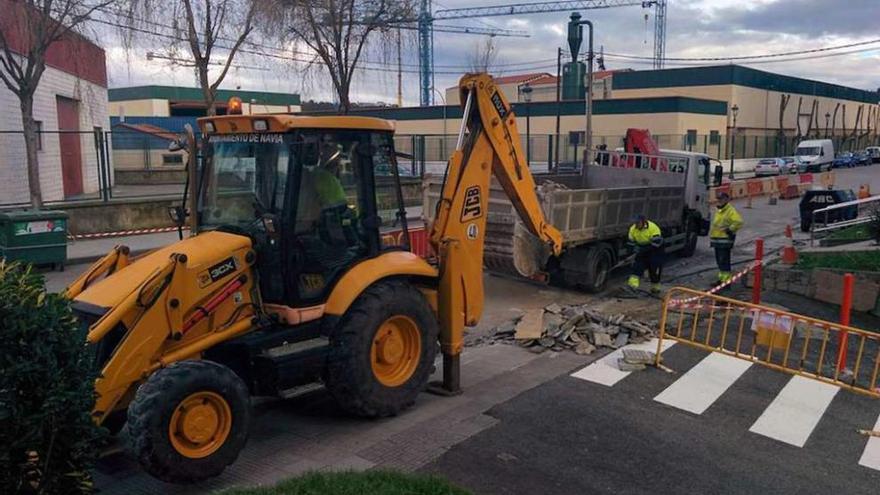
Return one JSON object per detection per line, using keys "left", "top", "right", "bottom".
{"left": 568, "top": 12, "right": 594, "bottom": 166}
{"left": 729, "top": 104, "right": 739, "bottom": 180}
{"left": 521, "top": 83, "right": 533, "bottom": 165}
{"left": 825, "top": 112, "right": 831, "bottom": 139}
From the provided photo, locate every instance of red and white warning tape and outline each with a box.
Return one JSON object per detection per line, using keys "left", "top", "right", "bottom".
{"left": 68, "top": 225, "right": 189, "bottom": 241}
{"left": 667, "top": 256, "right": 769, "bottom": 309}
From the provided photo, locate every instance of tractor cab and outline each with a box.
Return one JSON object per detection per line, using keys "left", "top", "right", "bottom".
{"left": 193, "top": 114, "right": 412, "bottom": 308}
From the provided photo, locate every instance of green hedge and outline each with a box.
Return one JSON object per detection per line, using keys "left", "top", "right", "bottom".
{"left": 0, "top": 262, "right": 103, "bottom": 493}
{"left": 222, "top": 470, "right": 471, "bottom": 495}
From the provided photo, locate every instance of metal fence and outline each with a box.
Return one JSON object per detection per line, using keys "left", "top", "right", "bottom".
{"left": 3, "top": 127, "right": 878, "bottom": 209}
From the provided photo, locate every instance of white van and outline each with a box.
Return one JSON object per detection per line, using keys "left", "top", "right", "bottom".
{"left": 795, "top": 139, "right": 834, "bottom": 172}
{"left": 865, "top": 146, "right": 880, "bottom": 164}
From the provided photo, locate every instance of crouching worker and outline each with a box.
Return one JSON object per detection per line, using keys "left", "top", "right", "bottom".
{"left": 627, "top": 214, "right": 664, "bottom": 294}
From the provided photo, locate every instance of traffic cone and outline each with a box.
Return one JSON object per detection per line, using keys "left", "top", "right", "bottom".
{"left": 782, "top": 224, "right": 798, "bottom": 264}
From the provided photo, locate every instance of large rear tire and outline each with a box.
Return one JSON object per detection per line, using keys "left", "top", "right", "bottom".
{"left": 126, "top": 360, "right": 251, "bottom": 484}
{"left": 582, "top": 245, "right": 613, "bottom": 294}
{"left": 325, "top": 280, "right": 438, "bottom": 418}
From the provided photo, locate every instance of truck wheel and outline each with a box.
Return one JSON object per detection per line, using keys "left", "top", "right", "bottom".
{"left": 126, "top": 360, "right": 251, "bottom": 484}
{"left": 582, "top": 246, "right": 612, "bottom": 293}
{"left": 325, "top": 280, "right": 438, "bottom": 418}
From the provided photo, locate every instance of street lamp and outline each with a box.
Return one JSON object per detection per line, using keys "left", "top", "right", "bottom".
{"left": 521, "top": 83, "right": 533, "bottom": 164}
{"left": 729, "top": 104, "right": 739, "bottom": 180}
{"left": 568, "top": 12, "right": 594, "bottom": 165}
{"left": 825, "top": 112, "right": 831, "bottom": 139}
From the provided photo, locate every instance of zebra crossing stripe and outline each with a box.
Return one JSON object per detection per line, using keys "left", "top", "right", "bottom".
{"left": 569, "top": 339, "right": 675, "bottom": 387}
{"left": 859, "top": 414, "right": 880, "bottom": 471}
{"left": 749, "top": 375, "right": 839, "bottom": 448}
{"left": 654, "top": 353, "right": 753, "bottom": 415}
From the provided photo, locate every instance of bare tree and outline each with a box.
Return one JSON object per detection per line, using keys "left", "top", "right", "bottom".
{"left": 283, "top": 0, "right": 414, "bottom": 113}
{"left": 123, "top": 0, "right": 264, "bottom": 115}
{"left": 468, "top": 37, "right": 498, "bottom": 73}
{"left": 776, "top": 93, "right": 790, "bottom": 153}
{"left": 0, "top": 0, "right": 114, "bottom": 208}
{"left": 831, "top": 102, "right": 841, "bottom": 139}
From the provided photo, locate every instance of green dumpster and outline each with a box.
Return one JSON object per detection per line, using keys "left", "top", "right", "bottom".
{"left": 0, "top": 210, "right": 68, "bottom": 269}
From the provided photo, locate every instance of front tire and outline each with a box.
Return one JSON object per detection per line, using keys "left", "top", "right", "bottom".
{"left": 126, "top": 360, "right": 251, "bottom": 484}
{"left": 325, "top": 280, "right": 438, "bottom": 418}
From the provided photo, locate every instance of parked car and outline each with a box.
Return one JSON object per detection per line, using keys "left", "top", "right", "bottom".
{"left": 754, "top": 157, "right": 792, "bottom": 176}
{"left": 781, "top": 156, "right": 806, "bottom": 173}
{"left": 832, "top": 152, "right": 856, "bottom": 168}
{"left": 853, "top": 151, "right": 871, "bottom": 166}
{"left": 865, "top": 146, "right": 880, "bottom": 163}
{"left": 795, "top": 139, "right": 834, "bottom": 172}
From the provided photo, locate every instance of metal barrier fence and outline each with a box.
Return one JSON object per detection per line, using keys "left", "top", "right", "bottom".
{"left": 3, "top": 127, "right": 877, "bottom": 209}
{"left": 656, "top": 287, "right": 880, "bottom": 398}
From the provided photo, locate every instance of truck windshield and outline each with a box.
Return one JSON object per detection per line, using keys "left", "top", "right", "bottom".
{"left": 797, "top": 146, "right": 821, "bottom": 155}
{"left": 199, "top": 133, "right": 290, "bottom": 230}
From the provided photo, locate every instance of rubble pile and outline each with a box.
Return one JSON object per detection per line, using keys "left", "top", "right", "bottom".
{"left": 490, "top": 303, "right": 658, "bottom": 355}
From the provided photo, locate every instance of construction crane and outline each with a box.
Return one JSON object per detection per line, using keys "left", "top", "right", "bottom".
{"left": 416, "top": 0, "right": 668, "bottom": 106}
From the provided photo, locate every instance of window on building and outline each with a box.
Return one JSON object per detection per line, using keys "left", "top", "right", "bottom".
{"left": 35, "top": 121, "right": 43, "bottom": 150}
{"left": 709, "top": 130, "right": 720, "bottom": 145}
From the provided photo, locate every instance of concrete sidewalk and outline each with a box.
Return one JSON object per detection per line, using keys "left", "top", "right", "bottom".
{"left": 67, "top": 231, "right": 181, "bottom": 264}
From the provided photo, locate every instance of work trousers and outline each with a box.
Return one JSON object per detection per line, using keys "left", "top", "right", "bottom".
{"left": 714, "top": 245, "right": 732, "bottom": 280}
{"left": 632, "top": 247, "right": 663, "bottom": 284}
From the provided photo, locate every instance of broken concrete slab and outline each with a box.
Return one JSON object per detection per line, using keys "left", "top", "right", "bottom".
{"left": 515, "top": 309, "right": 544, "bottom": 340}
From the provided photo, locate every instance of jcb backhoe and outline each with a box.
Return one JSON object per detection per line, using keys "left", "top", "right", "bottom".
{"left": 66, "top": 73, "right": 562, "bottom": 483}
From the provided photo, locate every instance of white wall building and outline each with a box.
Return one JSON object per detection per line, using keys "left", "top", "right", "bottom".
{"left": 0, "top": 21, "right": 109, "bottom": 206}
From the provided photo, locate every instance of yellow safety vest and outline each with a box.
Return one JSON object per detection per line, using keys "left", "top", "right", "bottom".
{"left": 628, "top": 220, "right": 662, "bottom": 246}
{"left": 312, "top": 168, "right": 347, "bottom": 208}
{"left": 710, "top": 203, "right": 744, "bottom": 240}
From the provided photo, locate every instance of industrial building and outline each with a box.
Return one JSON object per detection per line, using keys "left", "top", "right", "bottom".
{"left": 108, "top": 85, "right": 302, "bottom": 118}
{"left": 353, "top": 65, "right": 880, "bottom": 163}
{"left": 107, "top": 86, "right": 302, "bottom": 170}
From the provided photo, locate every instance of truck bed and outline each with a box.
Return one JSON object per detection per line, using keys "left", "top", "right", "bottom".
{"left": 422, "top": 164, "right": 687, "bottom": 274}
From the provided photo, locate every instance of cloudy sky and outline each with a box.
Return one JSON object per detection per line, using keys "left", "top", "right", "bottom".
{"left": 101, "top": 0, "right": 880, "bottom": 105}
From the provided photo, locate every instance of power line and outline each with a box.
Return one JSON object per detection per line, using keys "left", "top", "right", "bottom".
{"left": 602, "top": 38, "right": 880, "bottom": 62}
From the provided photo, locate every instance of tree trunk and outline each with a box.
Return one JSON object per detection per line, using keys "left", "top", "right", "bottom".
{"left": 19, "top": 93, "right": 43, "bottom": 209}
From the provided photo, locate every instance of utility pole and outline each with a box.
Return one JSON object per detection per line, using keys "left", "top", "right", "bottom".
{"left": 729, "top": 104, "right": 739, "bottom": 180}
{"left": 555, "top": 47, "right": 562, "bottom": 172}
{"left": 397, "top": 27, "right": 403, "bottom": 107}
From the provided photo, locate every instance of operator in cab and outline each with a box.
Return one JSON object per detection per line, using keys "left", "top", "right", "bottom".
{"left": 627, "top": 214, "right": 664, "bottom": 295}
{"left": 709, "top": 191, "right": 744, "bottom": 288}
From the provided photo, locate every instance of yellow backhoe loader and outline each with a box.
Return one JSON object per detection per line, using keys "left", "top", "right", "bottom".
{"left": 66, "top": 74, "right": 563, "bottom": 483}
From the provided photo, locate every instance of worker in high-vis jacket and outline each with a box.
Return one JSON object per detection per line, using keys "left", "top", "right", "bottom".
{"left": 710, "top": 191, "right": 744, "bottom": 286}
{"left": 627, "top": 214, "right": 664, "bottom": 294}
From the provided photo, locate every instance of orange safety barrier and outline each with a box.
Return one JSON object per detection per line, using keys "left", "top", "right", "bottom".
{"left": 658, "top": 287, "right": 880, "bottom": 398}
{"left": 746, "top": 179, "right": 764, "bottom": 195}
{"left": 381, "top": 226, "right": 433, "bottom": 259}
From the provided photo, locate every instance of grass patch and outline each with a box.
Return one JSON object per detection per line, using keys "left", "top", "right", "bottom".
{"left": 797, "top": 251, "right": 880, "bottom": 272}
{"left": 221, "top": 470, "right": 471, "bottom": 495}
{"left": 825, "top": 224, "right": 872, "bottom": 242}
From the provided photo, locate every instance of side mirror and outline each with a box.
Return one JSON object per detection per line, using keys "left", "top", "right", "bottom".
{"left": 821, "top": 149, "right": 825, "bottom": 156}
{"left": 168, "top": 206, "right": 187, "bottom": 226}
{"left": 713, "top": 165, "right": 723, "bottom": 187}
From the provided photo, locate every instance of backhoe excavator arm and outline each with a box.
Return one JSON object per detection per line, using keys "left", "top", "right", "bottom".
{"left": 429, "top": 73, "right": 563, "bottom": 394}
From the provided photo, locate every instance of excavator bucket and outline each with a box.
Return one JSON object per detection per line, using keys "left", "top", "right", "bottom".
{"left": 512, "top": 221, "right": 551, "bottom": 278}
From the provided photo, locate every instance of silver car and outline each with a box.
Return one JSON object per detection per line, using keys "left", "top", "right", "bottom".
{"left": 754, "top": 157, "right": 793, "bottom": 176}
{"left": 781, "top": 156, "right": 806, "bottom": 173}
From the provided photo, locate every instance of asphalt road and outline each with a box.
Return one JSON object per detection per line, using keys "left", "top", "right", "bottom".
{"left": 422, "top": 342, "right": 880, "bottom": 494}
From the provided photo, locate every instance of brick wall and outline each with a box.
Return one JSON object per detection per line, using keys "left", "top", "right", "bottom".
{"left": 0, "top": 55, "right": 109, "bottom": 205}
